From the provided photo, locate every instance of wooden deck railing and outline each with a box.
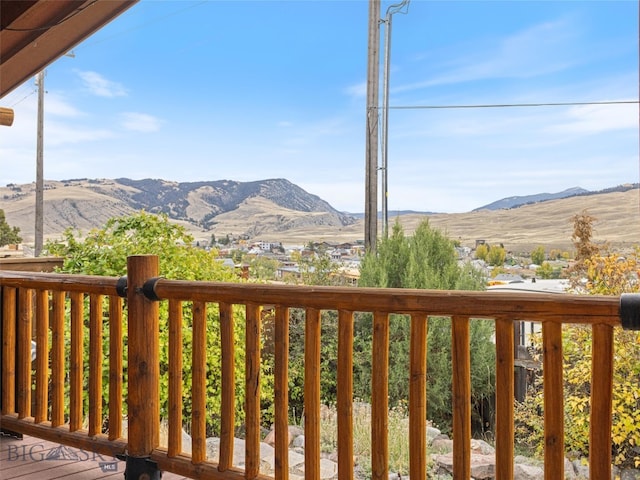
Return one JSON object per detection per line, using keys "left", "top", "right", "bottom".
{"left": 0, "top": 254, "right": 636, "bottom": 480}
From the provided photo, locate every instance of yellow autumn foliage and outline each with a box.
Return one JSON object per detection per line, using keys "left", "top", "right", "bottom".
{"left": 515, "top": 248, "right": 640, "bottom": 468}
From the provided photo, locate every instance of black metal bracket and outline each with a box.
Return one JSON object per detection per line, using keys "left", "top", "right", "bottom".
{"left": 116, "top": 276, "right": 128, "bottom": 298}
{"left": 116, "top": 454, "right": 162, "bottom": 479}
{"left": 619, "top": 293, "right": 640, "bottom": 331}
{"left": 141, "top": 277, "right": 163, "bottom": 302}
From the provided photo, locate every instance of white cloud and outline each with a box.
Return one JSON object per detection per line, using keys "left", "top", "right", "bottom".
{"left": 344, "top": 81, "right": 367, "bottom": 98}
{"left": 120, "top": 112, "right": 162, "bottom": 132}
{"left": 46, "top": 123, "right": 115, "bottom": 146}
{"left": 77, "top": 71, "right": 127, "bottom": 98}
{"left": 547, "top": 103, "right": 638, "bottom": 135}
{"left": 397, "top": 17, "right": 580, "bottom": 92}
{"left": 44, "top": 93, "right": 84, "bottom": 118}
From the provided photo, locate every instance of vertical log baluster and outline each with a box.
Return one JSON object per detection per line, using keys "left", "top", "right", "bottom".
{"left": 191, "top": 300, "right": 207, "bottom": 463}
{"left": 452, "top": 315, "right": 471, "bottom": 480}
{"left": 69, "top": 291, "right": 84, "bottom": 431}
{"left": 34, "top": 289, "right": 49, "bottom": 423}
{"left": 168, "top": 299, "right": 183, "bottom": 456}
{"left": 371, "top": 311, "right": 389, "bottom": 480}
{"left": 590, "top": 323, "right": 614, "bottom": 478}
{"left": 1, "top": 287, "right": 16, "bottom": 415}
{"left": 495, "top": 317, "right": 514, "bottom": 480}
{"left": 108, "top": 295, "right": 123, "bottom": 440}
{"left": 51, "top": 291, "right": 65, "bottom": 426}
{"left": 337, "top": 310, "right": 354, "bottom": 480}
{"left": 219, "top": 302, "right": 235, "bottom": 471}
{"left": 17, "top": 288, "right": 32, "bottom": 419}
{"left": 245, "top": 303, "right": 262, "bottom": 479}
{"left": 274, "top": 306, "right": 289, "bottom": 480}
{"left": 409, "top": 313, "right": 428, "bottom": 480}
{"left": 89, "top": 294, "right": 103, "bottom": 436}
{"left": 305, "top": 308, "right": 321, "bottom": 480}
{"left": 542, "top": 321, "right": 564, "bottom": 480}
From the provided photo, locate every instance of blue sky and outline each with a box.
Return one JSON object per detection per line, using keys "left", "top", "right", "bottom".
{"left": 1, "top": 0, "right": 638, "bottom": 213}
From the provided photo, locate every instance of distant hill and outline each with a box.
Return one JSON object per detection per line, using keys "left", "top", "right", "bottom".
{"left": 473, "top": 184, "right": 639, "bottom": 211}
{"left": 1, "top": 178, "right": 355, "bottom": 243}
{"left": 348, "top": 209, "right": 437, "bottom": 219}
{"left": 2, "top": 179, "right": 639, "bottom": 251}
{"left": 474, "top": 187, "right": 589, "bottom": 211}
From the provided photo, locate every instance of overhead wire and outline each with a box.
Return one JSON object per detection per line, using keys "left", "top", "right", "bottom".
{"left": 76, "top": 0, "right": 209, "bottom": 50}
{"left": 10, "top": 88, "right": 37, "bottom": 108}
{"left": 387, "top": 100, "right": 639, "bottom": 110}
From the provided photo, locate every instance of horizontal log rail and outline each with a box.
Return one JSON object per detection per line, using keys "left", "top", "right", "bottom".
{"left": 148, "top": 277, "right": 620, "bottom": 322}
{"left": 0, "top": 256, "right": 630, "bottom": 480}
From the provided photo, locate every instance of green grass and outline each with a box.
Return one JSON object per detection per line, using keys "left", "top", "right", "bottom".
{"left": 319, "top": 402, "right": 417, "bottom": 476}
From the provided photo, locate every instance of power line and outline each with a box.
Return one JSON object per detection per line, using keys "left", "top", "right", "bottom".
{"left": 77, "top": 0, "right": 209, "bottom": 50}
{"left": 10, "top": 88, "right": 37, "bottom": 108}
{"left": 387, "top": 100, "right": 639, "bottom": 110}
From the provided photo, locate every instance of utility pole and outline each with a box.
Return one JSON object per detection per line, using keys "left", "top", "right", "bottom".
{"left": 365, "top": 0, "right": 380, "bottom": 252}
{"left": 33, "top": 53, "right": 73, "bottom": 256}
{"left": 35, "top": 70, "right": 44, "bottom": 257}
{"left": 380, "top": 0, "right": 409, "bottom": 238}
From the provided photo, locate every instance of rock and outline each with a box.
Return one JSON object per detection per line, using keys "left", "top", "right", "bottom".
{"left": 514, "top": 463, "right": 544, "bottom": 480}
{"left": 470, "top": 439, "right": 495, "bottom": 456}
{"left": 319, "top": 458, "right": 338, "bottom": 479}
{"left": 181, "top": 428, "right": 192, "bottom": 454}
{"left": 288, "top": 449, "right": 306, "bottom": 471}
{"left": 564, "top": 457, "right": 576, "bottom": 479}
{"left": 259, "top": 442, "right": 275, "bottom": 473}
{"left": 621, "top": 469, "right": 640, "bottom": 480}
{"left": 289, "top": 425, "right": 304, "bottom": 439}
{"left": 206, "top": 437, "right": 220, "bottom": 461}
{"left": 431, "top": 438, "right": 454, "bottom": 453}
{"left": 204, "top": 437, "right": 279, "bottom": 475}
{"left": 263, "top": 429, "right": 276, "bottom": 446}
{"left": 469, "top": 455, "right": 496, "bottom": 479}
{"left": 427, "top": 426, "right": 442, "bottom": 442}
{"left": 433, "top": 453, "right": 495, "bottom": 479}
{"left": 205, "top": 437, "right": 248, "bottom": 467}
{"left": 292, "top": 434, "right": 305, "bottom": 448}
{"left": 613, "top": 466, "right": 621, "bottom": 480}
{"left": 264, "top": 425, "right": 304, "bottom": 447}
{"left": 572, "top": 459, "right": 588, "bottom": 479}
{"left": 290, "top": 450, "right": 328, "bottom": 480}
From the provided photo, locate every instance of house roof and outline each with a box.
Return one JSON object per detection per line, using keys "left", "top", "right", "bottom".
{"left": 1, "top": 0, "right": 138, "bottom": 99}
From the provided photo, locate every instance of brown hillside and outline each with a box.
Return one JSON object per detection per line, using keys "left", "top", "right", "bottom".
{"left": 2, "top": 180, "right": 638, "bottom": 253}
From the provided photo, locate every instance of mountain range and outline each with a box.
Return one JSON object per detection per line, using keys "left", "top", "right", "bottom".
{"left": 1, "top": 178, "right": 639, "bottom": 251}
{"left": 474, "top": 187, "right": 590, "bottom": 211}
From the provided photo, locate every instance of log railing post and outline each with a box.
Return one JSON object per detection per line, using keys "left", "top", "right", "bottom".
{"left": 125, "top": 255, "right": 161, "bottom": 479}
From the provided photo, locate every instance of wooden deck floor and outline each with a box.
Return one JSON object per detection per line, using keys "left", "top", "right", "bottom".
{"left": 0, "top": 433, "right": 190, "bottom": 479}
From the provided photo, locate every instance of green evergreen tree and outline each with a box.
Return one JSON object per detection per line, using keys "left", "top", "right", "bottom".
{"left": 358, "top": 219, "right": 495, "bottom": 433}
{"left": 0, "top": 209, "right": 22, "bottom": 247}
